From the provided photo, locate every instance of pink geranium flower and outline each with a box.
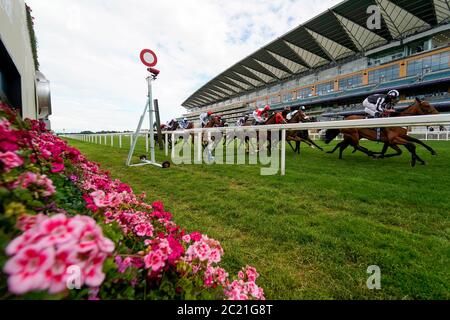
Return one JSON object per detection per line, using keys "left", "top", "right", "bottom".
{"left": 144, "top": 250, "right": 165, "bottom": 272}
{"left": 3, "top": 214, "right": 114, "bottom": 295}
{"left": 3, "top": 245, "right": 55, "bottom": 295}
{"left": 0, "top": 151, "right": 23, "bottom": 172}
{"left": 14, "top": 172, "right": 56, "bottom": 197}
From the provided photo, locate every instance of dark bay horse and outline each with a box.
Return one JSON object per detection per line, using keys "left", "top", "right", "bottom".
{"left": 324, "top": 98, "right": 439, "bottom": 166}
{"left": 286, "top": 110, "right": 324, "bottom": 155}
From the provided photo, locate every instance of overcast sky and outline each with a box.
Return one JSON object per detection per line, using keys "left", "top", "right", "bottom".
{"left": 27, "top": 0, "right": 341, "bottom": 132}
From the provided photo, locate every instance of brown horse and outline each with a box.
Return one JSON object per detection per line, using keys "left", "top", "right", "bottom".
{"left": 225, "top": 112, "right": 284, "bottom": 152}
{"left": 286, "top": 110, "right": 324, "bottom": 155}
{"left": 324, "top": 98, "right": 439, "bottom": 166}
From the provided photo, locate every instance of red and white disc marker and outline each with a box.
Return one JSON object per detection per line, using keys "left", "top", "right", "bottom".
{"left": 140, "top": 49, "right": 158, "bottom": 67}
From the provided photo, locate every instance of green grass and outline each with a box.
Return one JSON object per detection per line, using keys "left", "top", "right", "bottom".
{"left": 67, "top": 136, "right": 450, "bottom": 300}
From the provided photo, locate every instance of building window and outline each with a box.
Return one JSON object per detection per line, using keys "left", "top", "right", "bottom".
{"left": 256, "top": 99, "right": 266, "bottom": 107}
{"left": 283, "top": 93, "right": 293, "bottom": 102}
{"left": 338, "top": 74, "right": 363, "bottom": 90}
{"left": 368, "top": 65, "right": 400, "bottom": 84}
{"left": 297, "top": 87, "right": 313, "bottom": 99}
{"left": 270, "top": 84, "right": 281, "bottom": 93}
{"left": 270, "top": 95, "right": 281, "bottom": 104}
{"left": 407, "top": 51, "right": 450, "bottom": 76}
{"left": 316, "top": 82, "right": 334, "bottom": 96}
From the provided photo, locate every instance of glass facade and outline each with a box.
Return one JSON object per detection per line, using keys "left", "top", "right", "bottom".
{"left": 338, "top": 74, "right": 363, "bottom": 90}
{"left": 407, "top": 51, "right": 450, "bottom": 76}
{"left": 256, "top": 99, "right": 266, "bottom": 107}
{"left": 316, "top": 82, "right": 334, "bottom": 96}
{"left": 270, "top": 95, "right": 281, "bottom": 104}
{"left": 283, "top": 92, "right": 293, "bottom": 102}
{"left": 368, "top": 65, "right": 400, "bottom": 84}
{"left": 297, "top": 87, "right": 313, "bottom": 99}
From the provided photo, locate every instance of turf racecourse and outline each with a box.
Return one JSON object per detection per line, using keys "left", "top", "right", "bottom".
{"left": 67, "top": 137, "right": 450, "bottom": 300}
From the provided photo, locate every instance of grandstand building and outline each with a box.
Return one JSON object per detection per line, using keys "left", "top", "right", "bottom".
{"left": 181, "top": 0, "right": 450, "bottom": 125}
{"left": 0, "top": 0, "right": 51, "bottom": 127}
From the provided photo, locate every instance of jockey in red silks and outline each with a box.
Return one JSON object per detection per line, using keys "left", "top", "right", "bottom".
{"left": 274, "top": 112, "right": 286, "bottom": 124}
{"left": 253, "top": 105, "right": 271, "bottom": 125}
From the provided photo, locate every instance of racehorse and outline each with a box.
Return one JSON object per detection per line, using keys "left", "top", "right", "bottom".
{"left": 324, "top": 98, "right": 439, "bottom": 166}
{"left": 286, "top": 110, "right": 324, "bottom": 155}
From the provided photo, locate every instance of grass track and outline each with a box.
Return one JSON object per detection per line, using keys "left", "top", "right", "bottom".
{"left": 67, "top": 136, "right": 450, "bottom": 299}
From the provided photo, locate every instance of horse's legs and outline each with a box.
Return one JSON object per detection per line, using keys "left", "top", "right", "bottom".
{"left": 339, "top": 140, "right": 351, "bottom": 160}
{"left": 327, "top": 141, "right": 345, "bottom": 154}
{"left": 402, "top": 143, "right": 418, "bottom": 167}
{"left": 287, "top": 141, "right": 296, "bottom": 152}
{"left": 353, "top": 145, "right": 375, "bottom": 157}
{"left": 379, "top": 144, "right": 403, "bottom": 159}
{"left": 402, "top": 135, "right": 437, "bottom": 156}
{"left": 305, "top": 137, "right": 323, "bottom": 151}
{"left": 295, "top": 141, "right": 301, "bottom": 155}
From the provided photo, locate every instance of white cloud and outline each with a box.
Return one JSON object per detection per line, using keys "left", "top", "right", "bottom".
{"left": 27, "top": 0, "right": 341, "bottom": 132}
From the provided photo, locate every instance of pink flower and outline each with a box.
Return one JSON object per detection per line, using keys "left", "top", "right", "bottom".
{"left": 209, "top": 248, "right": 222, "bottom": 264}
{"left": 190, "top": 232, "right": 202, "bottom": 242}
{"left": 14, "top": 172, "right": 56, "bottom": 197}
{"left": 152, "top": 201, "right": 164, "bottom": 212}
{"left": 245, "top": 266, "right": 259, "bottom": 282}
{"left": 51, "top": 162, "right": 65, "bottom": 173}
{"left": 0, "top": 151, "right": 23, "bottom": 172}
{"left": 182, "top": 235, "right": 191, "bottom": 243}
{"left": 3, "top": 244, "right": 55, "bottom": 295}
{"left": 3, "top": 214, "right": 115, "bottom": 295}
{"left": 90, "top": 190, "right": 107, "bottom": 207}
{"left": 144, "top": 250, "right": 165, "bottom": 272}
{"left": 134, "top": 222, "right": 154, "bottom": 237}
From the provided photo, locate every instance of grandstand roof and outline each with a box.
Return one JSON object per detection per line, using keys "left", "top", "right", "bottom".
{"left": 183, "top": 0, "right": 450, "bottom": 109}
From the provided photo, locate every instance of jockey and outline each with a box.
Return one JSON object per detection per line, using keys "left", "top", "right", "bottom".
{"left": 199, "top": 111, "right": 213, "bottom": 127}
{"left": 253, "top": 105, "right": 271, "bottom": 125}
{"left": 167, "top": 119, "right": 178, "bottom": 131}
{"left": 363, "top": 90, "right": 400, "bottom": 118}
{"left": 286, "top": 106, "right": 309, "bottom": 121}
{"left": 363, "top": 90, "right": 399, "bottom": 141}
{"left": 236, "top": 115, "right": 249, "bottom": 127}
{"left": 179, "top": 117, "right": 189, "bottom": 130}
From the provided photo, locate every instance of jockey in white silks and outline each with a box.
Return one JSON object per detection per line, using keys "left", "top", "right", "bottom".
{"left": 363, "top": 90, "right": 399, "bottom": 118}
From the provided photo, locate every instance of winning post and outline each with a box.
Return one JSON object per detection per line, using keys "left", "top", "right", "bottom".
{"left": 126, "top": 49, "right": 170, "bottom": 168}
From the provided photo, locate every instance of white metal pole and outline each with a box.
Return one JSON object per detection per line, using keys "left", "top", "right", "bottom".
{"left": 148, "top": 77, "right": 155, "bottom": 163}
{"left": 281, "top": 130, "right": 286, "bottom": 176}
{"left": 197, "top": 132, "right": 202, "bottom": 163}
{"left": 119, "top": 135, "right": 122, "bottom": 148}
{"left": 171, "top": 133, "right": 175, "bottom": 159}
{"left": 146, "top": 132, "right": 149, "bottom": 153}
{"left": 165, "top": 133, "right": 169, "bottom": 156}
{"left": 111, "top": 135, "right": 114, "bottom": 147}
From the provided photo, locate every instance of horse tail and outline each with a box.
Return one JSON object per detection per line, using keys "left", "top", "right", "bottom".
{"left": 324, "top": 129, "right": 340, "bottom": 144}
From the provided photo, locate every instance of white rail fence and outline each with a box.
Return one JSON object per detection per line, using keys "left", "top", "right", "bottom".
{"left": 63, "top": 114, "right": 450, "bottom": 175}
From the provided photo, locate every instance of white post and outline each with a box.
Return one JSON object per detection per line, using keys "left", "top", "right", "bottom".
{"left": 130, "top": 134, "right": 133, "bottom": 147}
{"left": 171, "top": 133, "right": 175, "bottom": 159}
{"left": 119, "top": 135, "right": 122, "bottom": 148}
{"left": 281, "top": 130, "right": 286, "bottom": 176}
{"left": 111, "top": 135, "right": 114, "bottom": 147}
{"left": 197, "top": 132, "right": 202, "bottom": 163}
{"left": 146, "top": 132, "right": 149, "bottom": 153}
{"left": 165, "top": 133, "right": 169, "bottom": 156}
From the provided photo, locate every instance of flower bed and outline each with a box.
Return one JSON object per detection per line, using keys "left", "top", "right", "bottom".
{"left": 0, "top": 103, "right": 264, "bottom": 300}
